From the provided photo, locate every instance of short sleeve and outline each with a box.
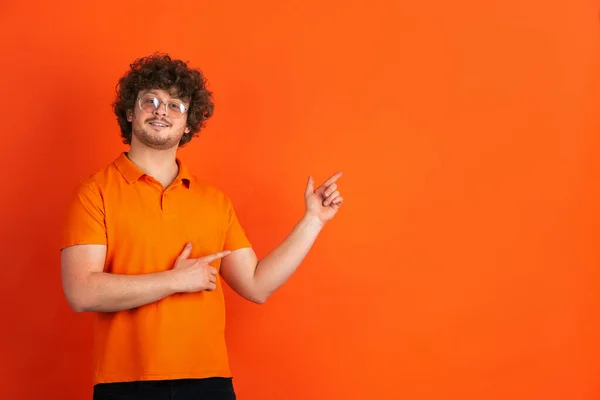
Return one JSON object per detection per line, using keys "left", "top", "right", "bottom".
{"left": 60, "top": 182, "right": 107, "bottom": 250}
{"left": 223, "top": 197, "right": 252, "bottom": 252}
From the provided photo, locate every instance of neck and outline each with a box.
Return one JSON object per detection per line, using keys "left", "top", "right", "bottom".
{"left": 126, "top": 144, "right": 179, "bottom": 188}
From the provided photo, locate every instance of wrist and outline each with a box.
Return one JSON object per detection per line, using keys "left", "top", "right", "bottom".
{"left": 302, "top": 212, "right": 325, "bottom": 230}
{"left": 163, "top": 269, "right": 180, "bottom": 294}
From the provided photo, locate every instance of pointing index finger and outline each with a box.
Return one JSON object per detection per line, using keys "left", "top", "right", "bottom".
{"left": 201, "top": 250, "right": 232, "bottom": 263}
{"left": 320, "top": 171, "right": 343, "bottom": 189}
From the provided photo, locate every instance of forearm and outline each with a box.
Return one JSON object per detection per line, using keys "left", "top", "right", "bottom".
{"left": 73, "top": 270, "right": 176, "bottom": 313}
{"left": 253, "top": 214, "right": 324, "bottom": 300}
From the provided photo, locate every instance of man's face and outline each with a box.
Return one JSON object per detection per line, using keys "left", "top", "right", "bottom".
{"left": 127, "top": 88, "right": 191, "bottom": 150}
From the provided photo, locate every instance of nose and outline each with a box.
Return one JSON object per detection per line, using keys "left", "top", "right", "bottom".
{"left": 153, "top": 102, "right": 168, "bottom": 117}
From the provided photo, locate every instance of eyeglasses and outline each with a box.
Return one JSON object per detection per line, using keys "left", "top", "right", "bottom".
{"left": 137, "top": 95, "right": 188, "bottom": 119}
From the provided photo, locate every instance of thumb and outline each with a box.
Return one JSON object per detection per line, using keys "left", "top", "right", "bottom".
{"left": 177, "top": 242, "right": 193, "bottom": 262}
{"left": 305, "top": 176, "right": 315, "bottom": 196}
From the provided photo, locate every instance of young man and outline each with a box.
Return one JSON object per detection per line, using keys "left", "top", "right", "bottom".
{"left": 60, "top": 54, "right": 344, "bottom": 400}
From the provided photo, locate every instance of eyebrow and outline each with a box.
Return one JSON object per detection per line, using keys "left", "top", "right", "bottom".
{"left": 142, "top": 91, "right": 184, "bottom": 101}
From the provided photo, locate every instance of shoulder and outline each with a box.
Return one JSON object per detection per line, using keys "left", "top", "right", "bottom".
{"left": 68, "top": 158, "right": 122, "bottom": 202}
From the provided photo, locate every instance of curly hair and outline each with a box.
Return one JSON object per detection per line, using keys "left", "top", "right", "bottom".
{"left": 112, "top": 53, "right": 214, "bottom": 146}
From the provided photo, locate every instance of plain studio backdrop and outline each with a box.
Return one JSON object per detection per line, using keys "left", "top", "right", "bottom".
{"left": 1, "top": 1, "right": 599, "bottom": 399}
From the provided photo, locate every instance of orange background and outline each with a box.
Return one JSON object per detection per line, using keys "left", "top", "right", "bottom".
{"left": 1, "top": 1, "right": 599, "bottom": 399}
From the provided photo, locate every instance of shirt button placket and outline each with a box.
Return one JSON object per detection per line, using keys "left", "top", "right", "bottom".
{"left": 162, "top": 192, "right": 168, "bottom": 213}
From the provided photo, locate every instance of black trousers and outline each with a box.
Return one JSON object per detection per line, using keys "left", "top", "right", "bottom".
{"left": 93, "top": 377, "right": 236, "bottom": 400}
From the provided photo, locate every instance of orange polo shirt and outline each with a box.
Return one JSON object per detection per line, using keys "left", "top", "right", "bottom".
{"left": 60, "top": 152, "right": 252, "bottom": 385}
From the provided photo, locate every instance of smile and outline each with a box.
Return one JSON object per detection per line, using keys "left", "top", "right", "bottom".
{"left": 149, "top": 122, "right": 170, "bottom": 128}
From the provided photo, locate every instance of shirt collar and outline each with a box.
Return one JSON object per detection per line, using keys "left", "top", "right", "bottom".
{"left": 114, "top": 152, "right": 193, "bottom": 188}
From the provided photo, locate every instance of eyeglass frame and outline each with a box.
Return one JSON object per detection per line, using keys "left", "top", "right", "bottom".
{"left": 137, "top": 94, "right": 189, "bottom": 119}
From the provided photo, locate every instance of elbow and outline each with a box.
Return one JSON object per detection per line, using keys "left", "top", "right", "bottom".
{"left": 62, "top": 273, "right": 97, "bottom": 313}
{"left": 63, "top": 290, "right": 93, "bottom": 313}
{"left": 73, "top": 298, "right": 95, "bottom": 313}
{"left": 66, "top": 298, "right": 90, "bottom": 313}
{"left": 248, "top": 291, "right": 271, "bottom": 305}
{"left": 70, "top": 304, "right": 87, "bottom": 313}
{"left": 65, "top": 298, "right": 86, "bottom": 313}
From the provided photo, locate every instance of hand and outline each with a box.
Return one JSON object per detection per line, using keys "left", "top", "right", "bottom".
{"left": 304, "top": 171, "right": 344, "bottom": 224}
{"left": 170, "top": 243, "right": 231, "bottom": 293}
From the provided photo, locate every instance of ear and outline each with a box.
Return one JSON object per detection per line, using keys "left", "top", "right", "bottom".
{"left": 184, "top": 126, "right": 191, "bottom": 134}
{"left": 126, "top": 109, "right": 133, "bottom": 122}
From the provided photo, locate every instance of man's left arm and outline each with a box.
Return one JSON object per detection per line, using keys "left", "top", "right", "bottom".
{"left": 220, "top": 172, "right": 344, "bottom": 304}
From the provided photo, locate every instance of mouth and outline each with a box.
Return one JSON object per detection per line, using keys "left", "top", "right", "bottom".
{"left": 148, "top": 121, "right": 170, "bottom": 129}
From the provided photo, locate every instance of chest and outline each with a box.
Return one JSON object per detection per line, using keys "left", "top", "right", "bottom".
{"left": 103, "top": 185, "right": 227, "bottom": 272}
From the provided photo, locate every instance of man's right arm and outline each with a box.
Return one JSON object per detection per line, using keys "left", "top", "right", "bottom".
{"left": 61, "top": 243, "right": 231, "bottom": 313}
{"left": 61, "top": 244, "right": 178, "bottom": 313}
